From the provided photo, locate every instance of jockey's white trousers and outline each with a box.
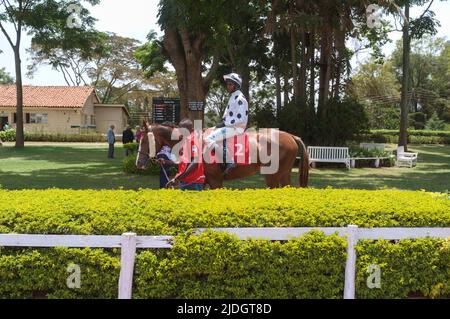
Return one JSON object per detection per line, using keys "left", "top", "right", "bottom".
{"left": 204, "top": 126, "right": 245, "bottom": 164}
{"left": 204, "top": 126, "right": 245, "bottom": 147}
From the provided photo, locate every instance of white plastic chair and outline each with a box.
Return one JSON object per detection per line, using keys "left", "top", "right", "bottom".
{"left": 396, "top": 146, "right": 418, "bottom": 168}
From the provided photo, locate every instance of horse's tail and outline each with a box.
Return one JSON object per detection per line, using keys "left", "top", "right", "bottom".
{"left": 292, "top": 135, "right": 309, "bottom": 188}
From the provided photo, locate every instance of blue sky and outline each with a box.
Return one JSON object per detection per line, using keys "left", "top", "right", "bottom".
{"left": 0, "top": 0, "right": 449, "bottom": 86}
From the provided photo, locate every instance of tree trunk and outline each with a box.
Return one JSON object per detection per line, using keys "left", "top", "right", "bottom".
{"left": 14, "top": 48, "right": 25, "bottom": 148}
{"left": 290, "top": 25, "right": 299, "bottom": 101}
{"left": 275, "top": 62, "right": 282, "bottom": 119}
{"left": 333, "top": 27, "right": 345, "bottom": 100}
{"left": 299, "top": 31, "right": 307, "bottom": 103}
{"left": 308, "top": 30, "right": 316, "bottom": 115}
{"left": 161, "top": 28, "right": 218, "bottom": 124}
{"left": 399, "top": 1, "right": 410, "bottom": 150}
{"left": 185, "top": 59, "right": 206, "bottom": 121}
{"left": 283, "top": 63, "right": 290, "bottom": 107}
{"left": 238, "top": 66, "right": 250, "bottom": 103}
{"left": 318, "top": 20, "right": 332, "bottom": 119}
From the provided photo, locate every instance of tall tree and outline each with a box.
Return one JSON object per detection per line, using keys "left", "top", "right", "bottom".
{"left": 27, "top": 31, "right": 107, "bottom": 86}
{"left": 157, "top": 0, "right": 226, "bottom": 121}
{"left": 28, "top": 32, "right": 148, "bottom": 104}
{"left": 392, "top": 0, "right": 442, "bottom": 150}
{"left": 0, "top": 0, "right": 100, "bottom": 148}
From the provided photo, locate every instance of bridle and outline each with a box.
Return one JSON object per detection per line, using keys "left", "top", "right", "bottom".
{"left": 137, "top": 130, "right": 159, "bottom": 168}
{"left": 136, "top": 149, "right": 149, "bottom": 168}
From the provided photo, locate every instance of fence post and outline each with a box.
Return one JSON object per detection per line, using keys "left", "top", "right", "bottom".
{"left": 344, "top": 225, "right": 358, "bottom": 300}
{"left": 118, "top": 233, "right": 137, "bottom": 299}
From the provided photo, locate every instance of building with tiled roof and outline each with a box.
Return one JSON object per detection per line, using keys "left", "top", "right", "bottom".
{"left": 0, "top": 85, "right": 130, "bottom": 134}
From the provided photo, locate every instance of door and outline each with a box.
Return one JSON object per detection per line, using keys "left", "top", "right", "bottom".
{"left": 0, "top": 117, "right": 8, "bottom": 131}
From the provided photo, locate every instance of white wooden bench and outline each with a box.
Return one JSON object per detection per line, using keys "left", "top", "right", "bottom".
{"left": 307, "top": 146, "right": 351, "bottom": 169}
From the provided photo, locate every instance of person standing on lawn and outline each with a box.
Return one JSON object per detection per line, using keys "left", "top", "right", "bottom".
{"left": 107, "top": 125, "right": 116, "bottom": 159}
{"left": 135, "top": 126, "right": 143, "bottom": 143}
{"left": 122, "top": 126, "right": 135, "bottom": 156}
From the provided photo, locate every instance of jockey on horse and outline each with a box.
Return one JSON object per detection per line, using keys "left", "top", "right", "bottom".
{"left": 205, "top": 73, "right": 248, "bottom": 176}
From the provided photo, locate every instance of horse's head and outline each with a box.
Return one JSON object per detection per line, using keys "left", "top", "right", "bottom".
{"left": 136, "top": 122, "right": 158, "bottom": 170}
{"left": 136, "top": 121, "right": 181, "bottom": 169}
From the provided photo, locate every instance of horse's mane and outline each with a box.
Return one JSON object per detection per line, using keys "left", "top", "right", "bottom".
{"left": 160, "top": 122, "right": 179, "bottom": 129}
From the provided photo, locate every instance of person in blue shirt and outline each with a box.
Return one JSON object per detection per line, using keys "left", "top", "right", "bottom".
{"left": 107, "top": 125, "right": 116, "bottom": 159}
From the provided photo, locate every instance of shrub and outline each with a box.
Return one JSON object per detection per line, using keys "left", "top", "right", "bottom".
{"left": 0, "top": 189, "right": 449, "bottom": 299}
{"left": 409, "top": 112, "right": 427, "bottom": 130}
{"left": 122, "top": 154, "right": 160, "bottom": 175}
{"left": 367, "top": 106, "right": 400, "bottom": 130}
{"left": 348, "top": 145, "right": 395, "bottom": 167}
{"left": 0, "top": 129, "right": 105, "bottom": 143}
{"left": 123, "top": 142, "right": 139, "bottom": 155}
{"left": 358, "top": 130, "right": 450, "bottom": 145}
{"left": 316, "top": 97, "right": 370, "bottom": 146}
{"left": 0, "top": 129, "right": 16, "bottom": 142}
{"left": 425, "top": 112, "right": 446, "bottom": 131}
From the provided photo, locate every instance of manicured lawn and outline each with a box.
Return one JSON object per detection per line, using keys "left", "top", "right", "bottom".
{"left": 0, "top": 142, "right": 449, "bottom": 192}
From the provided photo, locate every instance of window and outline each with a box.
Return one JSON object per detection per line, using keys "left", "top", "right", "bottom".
{"left": 13, "top": 113, "right": 31, "bottom": 124}
{"left": 30, "top": 113, "right": 48, "bottom": 124}
{"left": 84, "top": 115, "right": 96, "bottom": 126}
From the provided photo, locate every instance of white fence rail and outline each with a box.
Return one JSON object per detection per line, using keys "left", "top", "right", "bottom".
{"left": 1, "top": 226, "right": 450, "bottom": 299}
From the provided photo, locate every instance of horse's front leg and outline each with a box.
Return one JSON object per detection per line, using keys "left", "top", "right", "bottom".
{"left": 205, "top": 164, "right": 224, "bottom": 189}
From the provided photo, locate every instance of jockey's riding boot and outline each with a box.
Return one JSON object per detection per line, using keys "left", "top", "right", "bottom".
{"left": 223, "top": 162, "right": 237, "bottom": 176}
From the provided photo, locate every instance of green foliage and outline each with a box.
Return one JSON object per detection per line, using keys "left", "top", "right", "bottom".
{"left": 0, "top": 129, "right": 16, "bottom": 142}
{"left": 123, "top": 142, "right": 139, "bottom": 154}
{"left": 134, "top": 231, "right": 347, "bottom": 299}
{"left": 122, "top": 154, "right": 159, "bottom": 176}
{"left": 409, "top": 112, "right": 427, "bottom": 130}
{"left": 0, "top": 67, "right": 13, "bottom": 84}
{"left": 0, "top": 189, "right": 450, "bottom": 298}
{"left": 1, "top": 189, "right": 449, "bottom": 235}
{"left": 253, "top": 103, "right": 279, "bottom": 129}
{"left": 368, "top": 106, "right": 401, "bottom": 130}
{"left": 0, "top": 248, "right": 120, "bottom": 299}
{"left": 316, "top": 97, "right": 370, "bottom": 146}
{"left": 135, "top": 31, "right": 168, "bottom": 79}
{"left": 348, "top": 145, "right": 395, "bottom": 167}
{"left": 0, "top": 129, "right": 104, "bottom": 143}
{"left": 349, "top": 146, "right": 391, "bottom": 158}
{"left": 361, "top": 129, "right": 450, "bottom": 144}
{"left": 356, "top": 238, "right": 450, "bottom": 299}
{"left": 426, "top": 112, "right": 446, "bottom": 131}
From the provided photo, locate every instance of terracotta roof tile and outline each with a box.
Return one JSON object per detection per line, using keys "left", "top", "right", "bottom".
{"left": 0, "top": 85, "right": 98, "bottom": 108}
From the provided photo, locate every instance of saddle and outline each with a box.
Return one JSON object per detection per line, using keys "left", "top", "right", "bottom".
{"left": 206, "top": 132, "right": 250, "bottom": 166}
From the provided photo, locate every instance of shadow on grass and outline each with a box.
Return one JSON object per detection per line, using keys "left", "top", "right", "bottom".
{"left": 0, "top": 146, "right": 159, "bottom": 190}
{"left": 1, "top": 144, "right": 449, "bottom": 192}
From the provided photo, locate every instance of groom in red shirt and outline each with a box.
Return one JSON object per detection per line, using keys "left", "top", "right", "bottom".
{"left": 165, "top": 119, "right": 205, "bottom": 191}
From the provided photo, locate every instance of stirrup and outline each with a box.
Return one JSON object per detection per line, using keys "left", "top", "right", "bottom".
{"left": 223, "top": 163, "right": 237, "bottom": 176}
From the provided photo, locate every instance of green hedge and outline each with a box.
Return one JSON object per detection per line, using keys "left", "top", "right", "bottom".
{"left": 371, "top": 130, "right": 450, "bottom": 137}
{"left": 360, "top": 130, "right": 450, "bottom": 144}
{"left": 0, "top": 129, "right": 105, "bottom": 143}
{"left": 0, "top": 189, "right": 449, "bottom": 299}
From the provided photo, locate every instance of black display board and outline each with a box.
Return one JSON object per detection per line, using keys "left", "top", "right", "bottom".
{"left": 151, "top": 97, "right": 181, "bottom": 124}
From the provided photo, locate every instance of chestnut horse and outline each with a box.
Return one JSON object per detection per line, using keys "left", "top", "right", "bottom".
{"left": 136, "top": 124, "right": 309, "bottom": 189}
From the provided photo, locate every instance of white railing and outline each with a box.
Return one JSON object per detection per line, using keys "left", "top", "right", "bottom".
{"left": 1, "top": 226, "right": 450, "bottom": 299}
{"left": 0, "top": 233, "right": 172, "bottom": 299}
